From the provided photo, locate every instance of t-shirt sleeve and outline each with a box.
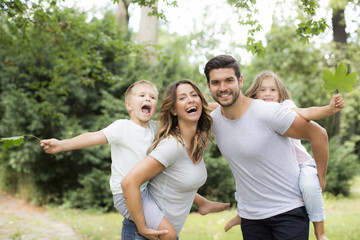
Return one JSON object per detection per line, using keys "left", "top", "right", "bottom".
{"left": 101, "top": 120, "right": 124, "bottom": 144}
{"left": 270, "top": 103, "right": 297, "bottom": 135}
{"left": 281, "top": 99, "right": 297, "bottom": 109}
{"left": 149, "top": 137, "right": 181, "bottom": 168}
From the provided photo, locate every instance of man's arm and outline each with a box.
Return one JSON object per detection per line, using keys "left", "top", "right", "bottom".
{"left": 40, "top": 131, "right": 108, "bottom": 154}
{"left": 283, "top": 116, "right": 329, "bottom": 190}
{"left": 292, "top": 94, "right": 344, "bottom": 121}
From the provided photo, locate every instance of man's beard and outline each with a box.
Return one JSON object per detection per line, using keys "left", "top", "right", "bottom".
{"left": 215, "top": 90, "right": 240, "bottom": 107}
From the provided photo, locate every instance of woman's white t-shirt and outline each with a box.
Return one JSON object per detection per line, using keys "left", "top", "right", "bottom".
{"left": 148, "top": 136, "right": 207, "bottom": 234}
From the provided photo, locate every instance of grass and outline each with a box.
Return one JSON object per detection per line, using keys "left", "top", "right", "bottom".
{"left": 47, "top": 177, "right": 360, "bottom": 240}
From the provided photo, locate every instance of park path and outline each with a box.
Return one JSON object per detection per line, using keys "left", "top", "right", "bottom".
{"left": 0, "top": 191, "right": 81, "bottom": 240}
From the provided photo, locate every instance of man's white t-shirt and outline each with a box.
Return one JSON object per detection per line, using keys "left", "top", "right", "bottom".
{"left": 211, "top": 99, "right": 304, "bottom": 219}
{"left": 102, "top": 119, "right": 157, "bottom": 194}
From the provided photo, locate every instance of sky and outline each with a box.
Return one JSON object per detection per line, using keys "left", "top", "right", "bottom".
{"left": 60, "top": 0, "right": 359, "bottom": 64}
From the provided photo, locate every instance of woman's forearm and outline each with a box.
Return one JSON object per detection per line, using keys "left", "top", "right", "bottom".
{"left": 121, "top": 177, "right": 148, "bottom": 233}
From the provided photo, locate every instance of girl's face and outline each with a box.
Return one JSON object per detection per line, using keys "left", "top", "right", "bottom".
{"left": 173, "top": 83, "right": 203, "bottom": 123}
{"left": 255, "top": 77, "right": 280, "bottom": 102}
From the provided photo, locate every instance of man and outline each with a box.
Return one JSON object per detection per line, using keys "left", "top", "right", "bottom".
{"left": 204, "top": 55, "right": 328, "bottom": 239}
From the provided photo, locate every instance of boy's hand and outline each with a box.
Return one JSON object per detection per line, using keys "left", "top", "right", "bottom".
{"left": 40, "top": 138, "right": 62, "bottom": 154}
{"left": 330, "top": 94, "right": 344, "bottom": 114}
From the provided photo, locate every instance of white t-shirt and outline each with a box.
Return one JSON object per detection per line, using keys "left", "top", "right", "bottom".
{"left": 148, "top": 136, "right": 207, "bottom": 234}
{"left": 281, "top": 100, "right": 315, "bottom": 166}
{"left": 211, "top": 99, "right": 304, "bottom": 220}
{"left": 102, "top": 119, "right": 158, "bottom": 194}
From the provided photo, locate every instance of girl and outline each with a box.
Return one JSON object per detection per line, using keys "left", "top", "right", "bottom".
{"left": 122, "top": 79, "right": 214, "bottom": 239}
{"left": 224, "top": 70, "right": 344, "bottom": 240}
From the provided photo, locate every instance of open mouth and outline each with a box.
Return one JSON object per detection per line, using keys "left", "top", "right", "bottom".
{"left": 186, "top": 106, "right": 197, "bottom": 114}
{"left": 141, "top": 105, "right": 151, "bottom": 114}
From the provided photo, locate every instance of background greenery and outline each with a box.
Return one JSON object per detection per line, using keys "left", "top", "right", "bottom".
{"left": 1, "top": 0, "right": 359, "bottom": 216}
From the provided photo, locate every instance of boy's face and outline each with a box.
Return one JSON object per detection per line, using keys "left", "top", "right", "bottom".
{"left": 126, "top": 84, "right": 158, "bottom": 127}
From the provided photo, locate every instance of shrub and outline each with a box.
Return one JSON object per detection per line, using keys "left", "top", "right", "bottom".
{"left": 325, "top": 136, "right": 360, "bottom": 196}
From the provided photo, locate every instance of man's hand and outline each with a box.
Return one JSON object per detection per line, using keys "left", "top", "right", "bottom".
{"left": 139, "top": 227, "right": 169, "bottom": 240}
{"left": 318, "top": 175, "right": 326, "bottom": 191}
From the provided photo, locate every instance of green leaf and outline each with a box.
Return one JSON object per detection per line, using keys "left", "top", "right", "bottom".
{"left": 321, "top": 62, "right": 358, "bottom": 93}
{"left": 1, "top": 136, "right": 24, "bottom": 148}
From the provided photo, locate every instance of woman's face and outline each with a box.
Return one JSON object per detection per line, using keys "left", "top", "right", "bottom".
{"left": 173, "top": 83, "right": 203, "bottom": 123}
{"left": 255, "top": 77, "right": 280, "bottom": 102}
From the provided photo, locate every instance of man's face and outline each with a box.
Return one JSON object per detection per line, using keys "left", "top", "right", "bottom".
{"left": 207, "top": 68, "right": 242, "bottom": 107}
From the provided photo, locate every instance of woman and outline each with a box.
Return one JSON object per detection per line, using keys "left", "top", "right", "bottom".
{"left": 122, "top": 79, "right": 213, "bottom": 239}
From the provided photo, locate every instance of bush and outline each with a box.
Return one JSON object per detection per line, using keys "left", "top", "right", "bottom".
{"left": 325, "top": 136, "right": 360, "bottom": 196}
{"left": 197, "top": 143, "right": 236, "bottom": 205}
{"left": 63, "top": 168, "right": 114, "bottom": 212}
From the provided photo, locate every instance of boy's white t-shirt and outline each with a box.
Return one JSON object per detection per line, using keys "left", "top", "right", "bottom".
{"left": 102, "top": 119, "right": 158, "bottom": 195}
{"left": 282, "top": 100, "right": 315, "bottom": 166}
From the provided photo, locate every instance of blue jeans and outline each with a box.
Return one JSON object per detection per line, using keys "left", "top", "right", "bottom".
{"left": 122, "top": 218, "right": 148, "bottom": 240}
{"left": 121, "top": 218, "right": 180, "bottom": 240}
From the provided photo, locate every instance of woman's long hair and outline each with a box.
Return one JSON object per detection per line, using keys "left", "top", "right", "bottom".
{"left": 148, "top": 79, "right": 212, "bottom": 163}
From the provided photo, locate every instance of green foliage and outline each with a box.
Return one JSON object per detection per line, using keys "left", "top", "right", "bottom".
{"left": 197, "top": 143, "right": 236, "bottom": 205}
{"left": 63, "top": 168, "right": 114, "bottom": 212}
{"left": 0, "top": 3, "right": 144, "bottom": 206}
{"left": 321, "top": 62, "right": 358, "bottom": 93}
{"left": 0, "top": 136, "right": 24, "bottom": 148}
{"left": 325, "top": 137, "right": 360, "bottom": 196}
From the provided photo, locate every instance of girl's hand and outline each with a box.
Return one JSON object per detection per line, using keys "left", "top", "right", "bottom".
{"left": 330, "top": 94, "right": 344, "bottom": 114}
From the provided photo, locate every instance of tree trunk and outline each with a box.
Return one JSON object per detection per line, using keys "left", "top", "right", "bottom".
{"left": 116, "top": 0, "right": 131, "bottom": 30}
{"left": 136, "top": 1, "right": 159, "bottom": 62}
{"left": 331, "top": 7, "right": 347, "bottom": 138}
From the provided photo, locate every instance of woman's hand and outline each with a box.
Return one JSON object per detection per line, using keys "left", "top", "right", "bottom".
{"left": 139, "top": 227, "right": 169, "bottom": 240}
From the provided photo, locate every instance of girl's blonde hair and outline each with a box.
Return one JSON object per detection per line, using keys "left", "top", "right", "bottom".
{"left": 245, "top": 70, "right": 291, "bottom": 103}
{"left": 148, "top": 79, "right": 212, "bottom": 163}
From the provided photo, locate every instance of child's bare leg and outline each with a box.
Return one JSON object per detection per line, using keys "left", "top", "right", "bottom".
{"left": 158, "top": 216, "right": 177, "bottom": 240}
{"left": 225, "top": 214, "right": 241, "bottom": 232}
{"left": 313, "top": 221, "right": 329, "bottom": 240}
{"left": 194, "top": 194, "right": 230, "bottom": 215}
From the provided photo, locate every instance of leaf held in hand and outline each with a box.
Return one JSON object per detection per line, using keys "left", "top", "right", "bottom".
{"left": 321, "top": 62, "right": 358, "bottom": 93}
{"left": 1, "top": 136, "right": 25, "bottom": 148}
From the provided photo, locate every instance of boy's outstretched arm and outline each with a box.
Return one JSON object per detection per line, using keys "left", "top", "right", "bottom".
{"left": 40, "top": 131, "right": 107, "bottom": 154}
{"left": 292, "top": 94, "right": 344, "bottom": 121}
{"left": 193, "top": 194, "right": 230, "bottom": 215}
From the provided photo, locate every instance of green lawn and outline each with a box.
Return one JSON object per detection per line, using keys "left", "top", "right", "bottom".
{"left": 48, "top": 177, "right": 360, "bottom": 240}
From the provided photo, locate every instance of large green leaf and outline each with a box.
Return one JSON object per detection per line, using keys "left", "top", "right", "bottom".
{"left": 0, "top": 136, "right": 24, "bottom": 148}
{"left": 321, "top": 62, "right": 358, "bottom": 93}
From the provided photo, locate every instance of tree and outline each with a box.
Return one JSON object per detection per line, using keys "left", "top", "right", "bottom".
{"left": 116, "top": 0, "right": 132, "bottom": 30}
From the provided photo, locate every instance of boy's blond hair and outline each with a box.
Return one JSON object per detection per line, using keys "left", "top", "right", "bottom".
{"left": 125, "top": 80, "right": 158, "bottom": 101}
